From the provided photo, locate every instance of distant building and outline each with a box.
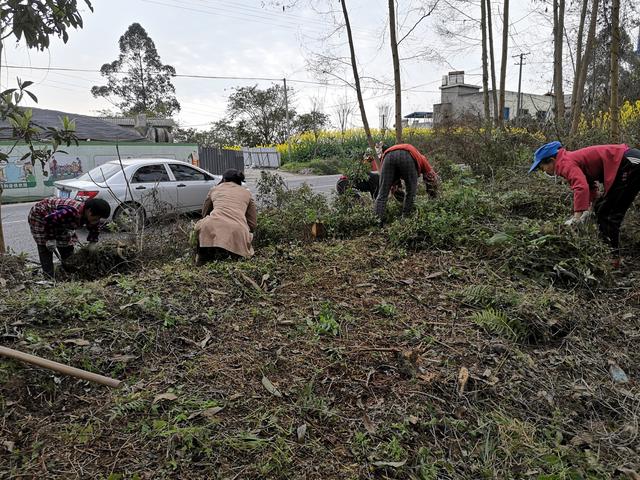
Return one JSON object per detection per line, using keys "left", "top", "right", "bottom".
{"left": 433, "top": 71, "right": 560, "bottom": 125}
{"left": 100, "top": 114, "right": 176, "bottom": 143}
{"left": 403, "top": 111, "right": 433, "bottom": 129}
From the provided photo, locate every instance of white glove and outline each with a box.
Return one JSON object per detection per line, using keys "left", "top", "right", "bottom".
{"left": 45, "top": 240, "right": 57, "bottom": 252}
{"left": 564, "top": 211, "right": 592, "bottom": 226}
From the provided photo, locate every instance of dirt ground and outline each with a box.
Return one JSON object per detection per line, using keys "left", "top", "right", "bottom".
{"left": 1, "top": 228, "right": 639, "bottom": 479}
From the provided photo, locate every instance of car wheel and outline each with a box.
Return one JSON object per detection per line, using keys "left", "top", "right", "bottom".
{"left": 113, "top": 203, "right": 146, "bottom": 232}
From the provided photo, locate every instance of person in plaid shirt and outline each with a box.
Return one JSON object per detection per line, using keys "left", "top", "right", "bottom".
{"left": 374, "top": 143, "right": 439, "bottom": 223}
{"left": 28, "top": 197, "right": 111, "bottom": 278}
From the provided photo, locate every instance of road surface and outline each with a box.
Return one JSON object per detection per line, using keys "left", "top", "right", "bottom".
{"left": 2, "top": 172, "right": 341, "bottom": 259}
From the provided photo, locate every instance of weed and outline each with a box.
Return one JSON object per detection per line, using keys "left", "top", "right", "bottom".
{"left": 308, "top": 303, "right": 340, "bottom": 336}
{"left": 471, "top": 308, "right": 526, "bottom": 342}
{"left": 374, "top": 302, "right": 397, "bottom": 317}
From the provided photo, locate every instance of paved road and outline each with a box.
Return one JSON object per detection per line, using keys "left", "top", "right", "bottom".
{"left": 2, "top": 172, "right": 341, "bottom": 259}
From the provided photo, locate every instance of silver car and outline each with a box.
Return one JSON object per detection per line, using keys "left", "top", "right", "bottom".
{"left": 54, "top": 158, "right": 221, "bottom": 224}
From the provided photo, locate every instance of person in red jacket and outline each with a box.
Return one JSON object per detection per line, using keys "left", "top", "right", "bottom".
{"left": 529, "top": 141, "right": 640, "bottom": 263}
{"left": 374, "top": 143, "right": 439, "bottom": 222}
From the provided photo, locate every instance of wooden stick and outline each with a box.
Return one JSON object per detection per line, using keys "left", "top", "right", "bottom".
{"left": 0, "top": 346, "right": 122, "bottom": 388}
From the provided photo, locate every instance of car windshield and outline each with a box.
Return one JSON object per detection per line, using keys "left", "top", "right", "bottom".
{"left": 77, "top": 163, "right": 122, "bottom": 182}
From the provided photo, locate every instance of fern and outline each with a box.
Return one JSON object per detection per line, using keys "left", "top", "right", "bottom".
{"left": 461, "top": 285, "right": 494, "bottom": 306}
{"left": 471, "top": 308, "right": 526, "bottom": 341}
{"left": 109, "top": 397, "right": 147, "bottom": 421}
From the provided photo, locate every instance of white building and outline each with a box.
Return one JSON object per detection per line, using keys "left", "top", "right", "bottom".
{"left": 433, "top": 71, "right": 558, "bottom": 125}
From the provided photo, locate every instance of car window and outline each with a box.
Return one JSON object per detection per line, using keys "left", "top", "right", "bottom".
{"left": 169, "top": 164, "right": 208, "bottom": 181}
{"left": 131, "top": 164, "right": 170, "bottom": 183}
{"left": 78, "top": 163, "right": 122, "bottom": 182}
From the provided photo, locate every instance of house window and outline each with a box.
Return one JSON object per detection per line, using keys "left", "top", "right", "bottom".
{"left": 503, "top": 107, "right": 510, "bottom": 120}
{"left": 519, "top": 109, "right": 529, "bottom": 116}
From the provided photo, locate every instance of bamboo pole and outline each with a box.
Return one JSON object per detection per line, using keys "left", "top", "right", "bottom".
{"left": 0, "top": 346, "right": 122, "bottom": 388}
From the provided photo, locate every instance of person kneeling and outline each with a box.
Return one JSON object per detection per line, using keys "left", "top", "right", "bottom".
{"left": 195, "top": 169, "right": 257, "bottom": 265}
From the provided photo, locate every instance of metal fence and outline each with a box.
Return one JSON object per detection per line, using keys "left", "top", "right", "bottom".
{"left": 242, "top": 147, "right": 281, "bottom": 168}
{"left": 198, "top": 147, "right": 245, "bottom": 174}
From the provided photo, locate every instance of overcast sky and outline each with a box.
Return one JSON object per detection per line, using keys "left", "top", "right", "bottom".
{"left": 2, "top": 0, "right": 566, "bottom": 130}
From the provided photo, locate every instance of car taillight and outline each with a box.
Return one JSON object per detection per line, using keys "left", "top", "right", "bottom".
{"left": 76, "top": 191, "right": 99, "bottom": 200}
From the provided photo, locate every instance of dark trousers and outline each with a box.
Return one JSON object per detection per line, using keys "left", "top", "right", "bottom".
{"left": 37, "top": 244, "right": 74, "bottom": 278}
{"left": 595, "top": 148, "right": 640, "bottom": 254}
{"left": 374, "top": 150, "right": 418, "bottom": 220}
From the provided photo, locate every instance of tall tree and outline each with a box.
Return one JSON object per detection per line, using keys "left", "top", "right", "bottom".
{"left": 570, "top": 0, "right": 589, "bottom": 121}
{"left": 334, "top": 95, "right": 355, "bottom": 141}
{"left": 339, "top": 0, "right": 378, "bottom": 168}
{"left": 553, "top": 0, "right": 566, "bottom": 128}
{"left": 570, "top": 0, "right": 600, "bottom": 135}
{"left": 498, "top": 0, "right": 509, "bottom": 128}
{"left": 486, "top": 0, "right": 499, "bottom": 124}
{"left": 0, "top": 0, "right": 90, "bottom": 253}
{"left": 609, "top": 0, "right": 620, "bottom": 142}
{"left": 91, "top": 23, "right": 180, "bottom": 117}
{"left": 226, "top": 84, "right": 294, "bottom": 146}
{"left": 388, "top": 0, "right": 402, "bottom": 143}
{"left": 480, "top": 0, "right": 491, "bottom": 124}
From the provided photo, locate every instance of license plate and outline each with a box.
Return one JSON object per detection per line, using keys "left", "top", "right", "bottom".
{"left": 58, "top": 189, "right": 70, "bottom": 198}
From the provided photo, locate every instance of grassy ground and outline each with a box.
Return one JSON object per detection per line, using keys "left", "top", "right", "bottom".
{"left": 1, "top": 170, "right": 640, "bottom": 479}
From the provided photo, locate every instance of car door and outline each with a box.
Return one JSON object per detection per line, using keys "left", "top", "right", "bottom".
{"left": 129, "top": 164, "right": 178, "bottom": 217}
{"left": 168, "top": 163, "right": 217, "bottom": 212}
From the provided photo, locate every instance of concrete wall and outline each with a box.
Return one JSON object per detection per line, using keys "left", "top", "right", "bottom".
{"left": 0, "top": 142, "right": 198, "bottom": 203}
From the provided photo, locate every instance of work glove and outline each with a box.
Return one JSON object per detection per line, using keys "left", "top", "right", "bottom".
{"left": 45, "top": 240, "right": 57, "bottom": 252}
{"left": 564, "top": 211, "right": 592, "bottom": 227}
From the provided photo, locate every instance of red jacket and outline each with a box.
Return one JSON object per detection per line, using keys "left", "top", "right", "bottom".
{"left": 382, "top": 144, "right": 434, "bottom": 176}
{"left": 554, "top": 144, "right": 628, "bottom": 212}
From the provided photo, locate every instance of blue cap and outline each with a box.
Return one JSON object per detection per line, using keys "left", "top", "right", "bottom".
{"left": 529, "top": 141, "right": 562, "bottom": 173}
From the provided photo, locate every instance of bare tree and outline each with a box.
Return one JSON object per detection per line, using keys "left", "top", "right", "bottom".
{"left": 553, "top": 0, "right": 566, "bottom": 128}
{"left": 388, "top": 0, "right": 402, "bottom": 142}
{"left": 487, "top": 0, "right": 500, "bottom": 124}
{"left": 498, "top": 0, "right": 510, "bottom": 128}
{"left": 570, "top": 0, "right": 600, "bottom": 135}
{"left": 610, "top": 0, "right": 621, "bottom": 142}
{"left": 481, "top": 0, "right": 491, "bottom": 124}
{"left": 570, "top": 0, "right": 589, "bottom": 119}
{"left": 334, "top": 94, "right": 355, "bottom": 140}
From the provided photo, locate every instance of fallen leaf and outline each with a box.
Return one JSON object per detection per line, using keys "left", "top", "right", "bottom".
{"left": 110, "top": 354, "right": 136, "bottom": 363}
{"left": 240, "top": 273, "right": 262, "bottom": 291}
{"left": 417, "top": 372, "right": 437, "bottom": 383}
{"left": 400, "top": 278, "right": 414, "bottom": 285}
{"left": 63, "top": 338, "right": 90, "bottom": 346}
{"left": 199, "top": 329, "right": 212, "bottom": 348}
{"left": 426, "top": 271, "right": 444, "bottom": 279}
{"left": 407, "top": 415, "right": 419, "bottom": 425}
{"left": 296, "top": 423, "right": 307, "bottom": 441}
{"left": 208, "top": 289, "right": 227, "bottom": 296}
{"left": 0, "top": 278, "right": 7, "bottom": 288}
{"left": 260, "top": 274, "right": 270, "bottom": 288}
{"left": 458, "top": 366, "right": 470, "bottom": 395}
{"left": 619, "top": 468, "right": 640, "bottom": 480}
{"left": 363, "top": 414, "right": 376, "bottom": 434}
{"left": 202, "top": 406, "right": 224, "bottom": 418}
{"left": 2, "top": 440, "right": 15, "bottom": 452}
{"left": 373, "top": 460, "right": 407, "bottom": 468}
{"left": 228, "top": 393, "right": 242, "bottom": 401}
{"left": 153, "top": 392, "right": 178, "bottom": 404}
{"left": 119, "top": 297, "right": 149, "bottom": 310}
{"left": 261, "top": 376, "right": 282, "bottom": 397}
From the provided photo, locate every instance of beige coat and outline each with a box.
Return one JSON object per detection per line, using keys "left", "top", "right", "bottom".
{"left": 196, "top": 182, "right": 258, "bottom": 258}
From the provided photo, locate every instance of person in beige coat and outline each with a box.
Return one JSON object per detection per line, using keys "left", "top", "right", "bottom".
{"left": 195, "top": 169, "right": 257, "bottom": 264}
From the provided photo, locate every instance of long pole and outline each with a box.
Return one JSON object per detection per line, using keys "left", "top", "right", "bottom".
{"left": 513, "top": 52, "right": 528, "bottom": 119}
{"left": 0, "top": 346, "right": 122, "bottom": 388}
{"left": 283, "top": 78, "right": 292, "bottom": 162}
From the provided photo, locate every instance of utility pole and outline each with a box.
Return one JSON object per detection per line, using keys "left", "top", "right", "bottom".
{"left": 283, "top": 78, "right": 292, "bottom": 162}
{"left": 513, "top": 52, "right": 529, "bottom": 121}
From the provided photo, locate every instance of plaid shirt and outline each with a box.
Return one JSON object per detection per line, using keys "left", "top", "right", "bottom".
{"left": 28, "top": 198, "right": 100, "bottom": 246}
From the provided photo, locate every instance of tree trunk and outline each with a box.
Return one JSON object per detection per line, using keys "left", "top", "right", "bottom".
{"left": 486, "top": 0, "right": 499, "bottom": 124}
{"left": 570, "top": 0, "right": 589, "bottom": 119}
{"left": 570, "top": 0, "right": 599, "bottom": 136}
{"left": 388, "top": 0, "right": 402, "bottom": 143}
{"left": 609, "top": 0, "right": 620, "bottom": 142}
{"left": 553, "top": 0, "right": 566, "bottom": 129}
{"left": 0, "top": 38, "right": 5, "bottom": 254}
{"left": 340, "top": 0, "right": 378, "bottom": 167}
{"left": 498, "top": 0, "right": 509, "bottom": 128}
{"left": 481, "top": 0, "right": 491, "bottom": 124}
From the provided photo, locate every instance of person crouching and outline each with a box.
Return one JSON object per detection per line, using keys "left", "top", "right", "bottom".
{"left": 28, "top": 197, "right": 111, "bottom": 278}
{"left": 195, "top": 169, "right": 257, "bottom": 265}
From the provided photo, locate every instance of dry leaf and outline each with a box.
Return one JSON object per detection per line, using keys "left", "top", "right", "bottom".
{"left": 63, "top": 338, "right": 90, "bottom": 347}
{"left": 373, "top": 460, "right": 407, "bottom": 468}
{"left": 0, "top": 278, "right": 7, "bottom": 289}
{"left": 457, "top": 367, "right": 470, "bottom": 395}
{"left": 3, "top": 440, "right": 15, "bottom": 452}
{"left": 110, "top": 354, "right": 136, "bottom": 363}
{"left": 261, "top": 376, "right": 282, "bottom": 397}
{"left": 619, "top": 468, "right": 640, "bottom": 480}
{"left": 240, "top": 273, "right": 262, "bottom": 291}
{"left": 417, "top": 372, "right": 437, "bottom": 383}
{"left": 153, "top": 392, "right": 178, "bottom": 403}
{"left": 119, "top": 298, "right": 148, "bottom": 310}
{"left": 426, "top": 271, "right": 444, "bottom": 279}
{"left": 407, "top": 415, "right": 419, "bottom": 425}
{"left": 363, "top": 414, "right": 376, "bottom": 434}
{"left": 203, "top": 406, "right": 224, "bottom": 418}
{"left": 296, "top": 423, "right": 307, "bottom": 442}
{"left": 199, "top": 329, "right": 212, "bottom": 348}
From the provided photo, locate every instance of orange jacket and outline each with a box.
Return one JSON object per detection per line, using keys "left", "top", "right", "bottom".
{"left": 382, "top": 144, "right": 434, "bottom": 176}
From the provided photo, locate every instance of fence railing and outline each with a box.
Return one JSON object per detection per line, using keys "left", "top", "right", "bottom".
{"left": 198, "top": 147, "right": 245, "bottom": 174}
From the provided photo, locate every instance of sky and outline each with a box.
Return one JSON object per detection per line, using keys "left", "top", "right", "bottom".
{"left": 1, "top": 0, "right": 564, "bottom": 131}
